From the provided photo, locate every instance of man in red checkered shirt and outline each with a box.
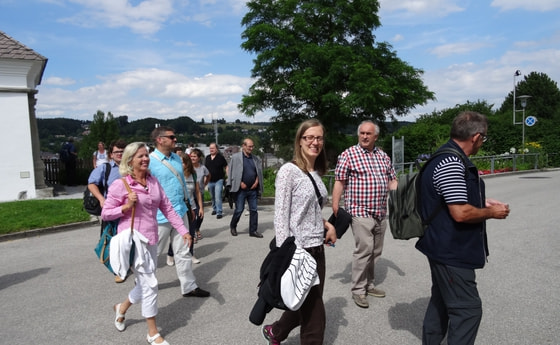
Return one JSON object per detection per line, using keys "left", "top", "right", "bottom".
{"left": 332, "top": 120, "right": 397, "bottom": 309}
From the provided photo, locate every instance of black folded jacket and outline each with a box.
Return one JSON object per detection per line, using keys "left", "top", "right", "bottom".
{"left": 327, "top": 207, "right": 352, "bottom": 239}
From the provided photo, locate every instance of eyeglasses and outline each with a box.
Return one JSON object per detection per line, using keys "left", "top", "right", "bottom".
{"left": 301, "top": 135, "right": 324, "bottom": 143}
{"left": 112, "top": 150, "right": 124, "bottom": 155}
{"left": 159, "top": 135, "right": 177, "bottom": 140}
{"left": 478, "top": 133, "right": 488, "bottom": 143}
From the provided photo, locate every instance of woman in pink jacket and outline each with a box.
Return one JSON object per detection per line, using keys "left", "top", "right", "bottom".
{"left": 102, "top": 142, "right": 191, "bottom": 345}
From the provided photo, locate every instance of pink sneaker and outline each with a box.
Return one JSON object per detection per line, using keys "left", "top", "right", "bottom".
{"left": 262, "top": 325, "right": 280, "bottom": 345}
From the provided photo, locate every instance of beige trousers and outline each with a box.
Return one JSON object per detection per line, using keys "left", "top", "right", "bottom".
{"left": 350, "top": 216, "right": 386, "bottom": 294}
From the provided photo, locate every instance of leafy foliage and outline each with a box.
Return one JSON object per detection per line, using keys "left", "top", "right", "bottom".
{"left": 239, "top": 0, "right": 434, "bottom": 162}
{"left": 80, "top": 110, "right": 120, "bottom": 159}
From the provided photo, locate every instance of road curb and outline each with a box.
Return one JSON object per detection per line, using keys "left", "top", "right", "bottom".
{"left": 0, "top": 219, "right": 99, "bottom": 242}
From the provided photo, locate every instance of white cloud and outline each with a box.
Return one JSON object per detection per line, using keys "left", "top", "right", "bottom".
{"left": 491, "top": 0, "right": 560, "bottom": 12}
{"left": 405, "top": 47, "right": 560, "bottom": 121}
{"left": 36, "top": 68, "right": 258, "bottom": 122}
{"left": 393, "top": 34, "right": 404, "bottom": 42}
{"left": 430, "top": 42, "right": 491, "bottom": 58}
{"left": 43, "top": 76, "right": 75, "bottom": 86}
{"left": 379, "top": 0, "right": 464, "bottom": 17}
{"left": 61, "top": 0, "right": 175, "bottom": 35}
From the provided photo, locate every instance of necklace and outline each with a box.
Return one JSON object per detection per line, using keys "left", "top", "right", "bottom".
{"left": 135, "top": 179, "right": 149, "bottom": 191}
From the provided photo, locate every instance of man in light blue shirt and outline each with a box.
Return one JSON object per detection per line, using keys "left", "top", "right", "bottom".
{"left": 88, "top": 139, "right": 126, "bottom": 198}
{"left": 149, "top": 126, "right": 210, "bottom": 298}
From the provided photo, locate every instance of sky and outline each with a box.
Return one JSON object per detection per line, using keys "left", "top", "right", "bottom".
{"left": 1, "top": 0, "right": 559, "bottom": 123}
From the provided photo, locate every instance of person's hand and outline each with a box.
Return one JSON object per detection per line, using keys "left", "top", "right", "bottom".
{"left": 486, "top": 198, "right": 507, "bottom": 207}
{"left": 183, "top": 233, "right": 192, "bottom": 247}
{"left": 240, "top": 181, "right": 247, "bottom": 190}
{"left": 332, "top": 205, "right": 339, "bottom": 217}
{"left": 324, "top": 222, "right": 337, "bottom": 247}
{"left": 489, "top": 203, "right": 510, "bottom": 219}
{"left": 122, "top": 191, "right": 137, "bottom": 213}
{"left": 198, "top": 208, "right": 204, "bottom": 218}
{"left": 128, "top": 191, "right": 137, "bottom": 204}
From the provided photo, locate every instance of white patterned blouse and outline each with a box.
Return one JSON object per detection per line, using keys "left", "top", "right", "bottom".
{"left": 274, "top": 163, "right": 327, "bottom": 249}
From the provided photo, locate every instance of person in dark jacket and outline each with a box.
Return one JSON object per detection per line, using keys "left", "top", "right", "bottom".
{"left": 416, "top": 111, "right": 510, "bottom": 345}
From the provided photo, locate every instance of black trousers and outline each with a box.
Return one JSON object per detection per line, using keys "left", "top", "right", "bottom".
{"left": 422, "top": 259, "right": 483, "bottom": 345}
{"left": 272, "top": 245, "right": 326, "bottom": 345}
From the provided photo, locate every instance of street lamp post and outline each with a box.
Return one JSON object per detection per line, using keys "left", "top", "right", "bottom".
{"left": 513, "top": 70, "right": 521, "bottom": 125}
{"left": 517, "top": 95, "right": 531, "bottom": 155}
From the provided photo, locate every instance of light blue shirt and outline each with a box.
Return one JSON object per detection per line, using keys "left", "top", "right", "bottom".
{"left": 149, "top": 149, "right": 188, "bottom": 224}
{"left": 87, "top": 160, "right": 122, "bottom": 196}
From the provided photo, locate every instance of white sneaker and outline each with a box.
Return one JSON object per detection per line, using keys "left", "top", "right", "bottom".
{"left": 192, "top": 256, "right": 201, "bottom": 264}
{"left": 166, "top": 255, "right": 175, "bottom": 266}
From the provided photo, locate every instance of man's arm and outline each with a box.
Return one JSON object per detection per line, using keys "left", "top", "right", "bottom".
{"left": 332, "top": 180, "right": 345, "bottom": 216}
{"left": 388, "top": 178, "right": 398, "bottom": 191}
{"left": 448, "top": 202, "right": 510, "bottom": 223}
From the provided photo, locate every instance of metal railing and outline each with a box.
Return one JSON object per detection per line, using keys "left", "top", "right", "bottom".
{"left": 43, "top": 158, "right": 94, "bottom": 186}
{"left": 395, "top": 153, "right": 550, "bottom": 175}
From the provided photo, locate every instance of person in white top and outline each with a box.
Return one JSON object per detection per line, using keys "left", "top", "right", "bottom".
{"left": 93, "top": 141, "right": 109, "bottom": 168}
{"left": 261, "top": 119, "right": 337, "bottom": 345}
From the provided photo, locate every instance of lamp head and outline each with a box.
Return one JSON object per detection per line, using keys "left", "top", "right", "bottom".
{"left": 517, "top": 95, "right": 531, "bottom": 108}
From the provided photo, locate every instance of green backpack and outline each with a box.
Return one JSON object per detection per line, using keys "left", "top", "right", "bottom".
{"left": 388, "top": 148, "right": 466, "bottom": 240}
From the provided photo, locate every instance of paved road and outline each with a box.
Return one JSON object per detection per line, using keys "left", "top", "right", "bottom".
{"left": 1, "top": 170, "right": 559, "bottom": 344}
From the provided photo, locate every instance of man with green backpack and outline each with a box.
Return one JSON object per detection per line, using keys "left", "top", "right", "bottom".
{"left": 416, "top": 111, "right": 510, "bottom": 345}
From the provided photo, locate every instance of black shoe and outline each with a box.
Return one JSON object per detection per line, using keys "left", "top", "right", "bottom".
{"left": 183, "top": 287, "right": 210, "bottom": 298}
{"left": 217, "top": 214, "right": 223, "bottom": 219}
{"left": 230, "top": 227, "right": 238, "bottom": 236}
{"left": 250, "top": 232, "right": 263, "bottom": 238}
{"left": 211, "top": 211, "right": 217, "bottom": 215}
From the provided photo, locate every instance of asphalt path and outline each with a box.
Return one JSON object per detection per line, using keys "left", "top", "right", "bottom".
{"left": 1, "top": 170, "right": 559, "bottom": 344}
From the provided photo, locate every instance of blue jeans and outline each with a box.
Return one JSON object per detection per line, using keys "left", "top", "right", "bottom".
{"left": 230, "top": 188, "right": 258, "bottom": 234}
{"left": 208, "top": 179, "right": 224, "bottom": 215}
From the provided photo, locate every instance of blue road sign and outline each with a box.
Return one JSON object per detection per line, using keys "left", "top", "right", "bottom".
{"left": 525, "top": 116, "right": 537, "bottom": 127}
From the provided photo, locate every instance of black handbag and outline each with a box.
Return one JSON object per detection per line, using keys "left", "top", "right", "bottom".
{"left": 83, "top": 163, "right": 111, "bottom": 216}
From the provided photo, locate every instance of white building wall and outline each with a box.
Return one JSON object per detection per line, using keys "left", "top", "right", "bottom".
{"left": 0, "top": 92, "right": 36, "bottom": 201}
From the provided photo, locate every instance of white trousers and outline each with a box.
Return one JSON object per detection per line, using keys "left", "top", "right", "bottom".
{"left": 157, "top": 214, "right": 198, "bottom": 295}
{"left": 128, "top": 244, "right": 158, "bottom": 318}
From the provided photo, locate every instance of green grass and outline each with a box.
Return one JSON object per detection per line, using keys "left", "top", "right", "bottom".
{"left": 0, "top": 199, "right": 91, "bottom": 234}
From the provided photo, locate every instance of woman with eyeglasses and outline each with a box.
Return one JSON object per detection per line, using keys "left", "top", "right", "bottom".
{"left": 261, "top": 119, "right": 337, "bottom": 345}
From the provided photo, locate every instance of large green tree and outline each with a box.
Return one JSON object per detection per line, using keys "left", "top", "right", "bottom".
{"left": 81, "top": 110, "right": 119, "bottom": 159}
{"left": 239, "top": 0, "right": 434, "bottom": 162}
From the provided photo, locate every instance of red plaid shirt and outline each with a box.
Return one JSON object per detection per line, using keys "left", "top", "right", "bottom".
{"left": 334, "top": 144, "right": 396, "bottom": 219}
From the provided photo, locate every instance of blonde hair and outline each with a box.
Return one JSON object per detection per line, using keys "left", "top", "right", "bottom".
{"left": 292, "top": 119, "right": 328, "bottom": 176}
{"left": 119, "top": 142, "right": 149, "bottom": 177}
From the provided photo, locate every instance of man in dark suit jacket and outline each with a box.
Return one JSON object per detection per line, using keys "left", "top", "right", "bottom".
{"left": 226, "top": 138, "right": 264, "bottom": 238}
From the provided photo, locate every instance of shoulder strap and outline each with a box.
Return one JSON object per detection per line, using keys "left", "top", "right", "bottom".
{"left": 103, "top": 162, "right": 111, "bottom": 188}
{"left": 306, "top": 172, "right": 324, "bottom": 208}
{"left": 150, "top": 152, "right": 190, "bottom": 204}
{"left": 121, "top": 178, "right": 135, "bottom": 232}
